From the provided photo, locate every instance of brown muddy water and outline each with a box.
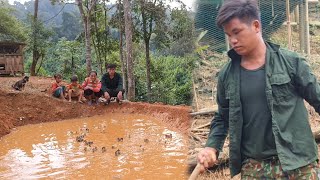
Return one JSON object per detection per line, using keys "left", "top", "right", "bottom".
{"left": 0, "top": 113, "right": 188, "bottom": 179}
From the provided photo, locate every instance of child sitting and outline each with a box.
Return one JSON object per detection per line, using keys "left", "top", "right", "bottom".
{"left": 82, "top": 71, "right": 103, "bottom": 105}
{"left": 67, "top": 75, "right": 84, "bottom": 103}
{"left": 52, "top": 73, "right": 66, "bottom": 100}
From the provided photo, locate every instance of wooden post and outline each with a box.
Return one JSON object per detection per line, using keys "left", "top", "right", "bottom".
{"left": 271, "top": 0, "right": 274, "bottom": 17}
{"left": 286, "top": 0, "right": 292, "bottom": 50}
{"left": 295, "top": 5, "right": 299, "bottom": 24}
{"left": 305, "top": 0, "right": 310, "bottom": 56}
{"left": 299, "top": 2, "right": 305, "bottom": 53}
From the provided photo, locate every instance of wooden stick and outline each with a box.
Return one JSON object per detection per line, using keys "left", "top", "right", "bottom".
{"left": 191, "top": 129, "right": 210, "bottom": 132}
{"left": 190, "top": 133, "right": 204, "bottom": 143}
{"left": 192, "top": 79, "right": 199, "bottom": 112}
{"left": 188, "top": 163, "right": 201, "bottom": 180}
{"left": 190, "top": 110, "right": 215, "bottom": 116}
{"left": 193, "top": 122, "right": 211, "bottom": 130}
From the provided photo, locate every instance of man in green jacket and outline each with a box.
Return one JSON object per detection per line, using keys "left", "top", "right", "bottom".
{"left": 197, "top": 0, "right": 320, "bottom": 179}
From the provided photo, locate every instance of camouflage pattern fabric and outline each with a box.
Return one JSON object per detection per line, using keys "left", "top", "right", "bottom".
{"left": 241, "top": 157, "right": 320, "bottom": 179}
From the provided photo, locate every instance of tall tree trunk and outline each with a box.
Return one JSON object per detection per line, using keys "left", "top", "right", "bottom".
{"left": 30, "top": 0, "right": 39, "bottom": 76}
{"left": 76, "top": 0, "right": 96, "bottom": 75}
{"left": 123, "top": 0, "right": 135, "bottom": 101}
{"left": 84, "top": 16, "right": 92, "bottom": 74}
{"left": 141, "top": 1, "right": 152, "bottom": 101}
{"left": 145, "top": 39, "right": 151, "bottom": 101}
{"left": 71, "top": 54, "right": 75, "bottom": 75}
{"left": 35, "top": 54, "right": 44, "bottom": 75}
{"left": 104, "top": 0, "right": 108, "bottom": 69}
{"left": 93, "top": 5, "right": 103, "bottom": 74}
{"left": 118, "top": 0, "right": 127, "bottom": 99}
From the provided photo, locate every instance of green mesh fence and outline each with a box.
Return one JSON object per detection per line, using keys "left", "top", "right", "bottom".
{"left": 195, "top": 0, "right": 320, "bottom": 55}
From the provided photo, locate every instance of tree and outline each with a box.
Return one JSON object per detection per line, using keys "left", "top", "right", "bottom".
{"left": 26, "top": 14, "right": 53, "bottom": 76}
{"left": 123, "top": 0, "right": 135, "bottom": 101}
{"left": 0, "top": 4, "right": 27, "bottom": 42}
{"left": 76, "top": 0, "right": 97, "bottom": 74}
{"left": 30, "top": 0, "right": 39, "bottom": 76}
{"left": 135, "top": 0, "right": 166, "bottom": 101}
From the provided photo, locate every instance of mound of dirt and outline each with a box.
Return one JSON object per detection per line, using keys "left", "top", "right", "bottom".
{"left": 0, "top": 76, "right": 191, "bottom": 138}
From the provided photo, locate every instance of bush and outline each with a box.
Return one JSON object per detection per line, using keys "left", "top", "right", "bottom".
{"left": 135, "top": 54, "right": 196, "bottom": 105}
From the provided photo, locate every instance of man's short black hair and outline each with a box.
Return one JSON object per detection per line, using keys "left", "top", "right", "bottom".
{"left": 107, "top": 64, "right": 116, "bottom": 69}
{"left": 216, "top": 0, "right": 260, "bottom": 28}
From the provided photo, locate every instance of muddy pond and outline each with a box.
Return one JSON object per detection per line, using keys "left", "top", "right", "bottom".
{"left": 0, "top": 113, "right": 188, "bottom": 179}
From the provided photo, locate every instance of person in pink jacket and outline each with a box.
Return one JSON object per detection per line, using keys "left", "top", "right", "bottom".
{"left": 82, "top": 71, "right": 103, "bottom": 105}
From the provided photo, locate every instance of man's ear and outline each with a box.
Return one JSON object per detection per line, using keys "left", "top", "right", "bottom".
{"left": 252, "top": 20, "right": 261, "bottom": 33}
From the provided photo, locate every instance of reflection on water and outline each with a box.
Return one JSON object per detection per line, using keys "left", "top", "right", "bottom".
{"left": 0, "top": 114, "right": 188, "bottom": 179}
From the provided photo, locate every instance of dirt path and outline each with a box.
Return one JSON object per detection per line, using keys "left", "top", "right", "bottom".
{"left": 0, "top": 76, "right": 191, "bottom": 138}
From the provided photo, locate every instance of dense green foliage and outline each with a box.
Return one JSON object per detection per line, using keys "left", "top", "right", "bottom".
{"left": 0, "top": 2, "right": 27, "bottom": 42}
{"left": 135, "top": 53, "right": 196, "bottom": 105}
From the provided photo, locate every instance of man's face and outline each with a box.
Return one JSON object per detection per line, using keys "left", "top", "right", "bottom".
{"left": 108, "top": 68, "right": 116, "bottom": 76}
{"left": 223, "top": 18, "right": 261, "bottom": 56}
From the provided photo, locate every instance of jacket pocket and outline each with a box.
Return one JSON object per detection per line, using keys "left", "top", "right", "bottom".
{"left": 270, "top": 73, "right": 295, "bottom": 102}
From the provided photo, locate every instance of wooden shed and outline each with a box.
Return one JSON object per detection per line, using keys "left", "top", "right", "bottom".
{"left": 0, "top": 42, "right": 26, "bottom": 75}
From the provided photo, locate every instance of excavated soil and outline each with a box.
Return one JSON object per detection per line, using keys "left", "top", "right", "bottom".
{"left": 0, "top": 76, "right": 191, "bottom": 139}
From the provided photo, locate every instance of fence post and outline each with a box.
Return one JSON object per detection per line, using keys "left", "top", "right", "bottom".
{"left": 286, "top": 0, "right": 292, "bottom": 50}
{"left": 305, "top": 0, "right": 310, "bottom": 56}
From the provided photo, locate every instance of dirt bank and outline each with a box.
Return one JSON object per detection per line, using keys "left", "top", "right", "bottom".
{"left": 0, "top": 76, "right": 191, "bottom": 138}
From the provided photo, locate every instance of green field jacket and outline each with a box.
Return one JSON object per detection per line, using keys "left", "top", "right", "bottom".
{"left": 205, "top": 42, "right": 320, "bottom": 177}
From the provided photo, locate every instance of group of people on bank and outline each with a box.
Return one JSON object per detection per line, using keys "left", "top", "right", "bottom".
{"left": 51, "top": 64, "right": 124, "bottom": 105}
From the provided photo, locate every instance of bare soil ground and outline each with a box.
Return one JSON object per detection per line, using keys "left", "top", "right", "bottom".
{"left": 0, "top": 76, "right": 191, "bottom": 139}
{"left": 189, "top": 25, "right": 320, "bottom": 179}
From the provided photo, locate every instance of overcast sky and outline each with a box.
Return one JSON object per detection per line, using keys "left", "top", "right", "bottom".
{"left": 9, "top": 0, "right": 196, "bottom": 10}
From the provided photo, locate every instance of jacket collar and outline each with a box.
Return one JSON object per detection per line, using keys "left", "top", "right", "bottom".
{"left": 227, "top": 41, "right": 280, "bottom": 61}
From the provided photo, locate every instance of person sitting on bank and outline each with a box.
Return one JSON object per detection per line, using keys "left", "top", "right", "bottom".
{"left": 51, "top": 73, "right": 66, "bottom": 101}
{"left": 101, "top": 64, "right": 125, "bottom": 105}
{"left": 82, "top": 71, "right": 103, "bottom": 105}
{"left": 67, "top": 75, "right": 84, "bottom": 103}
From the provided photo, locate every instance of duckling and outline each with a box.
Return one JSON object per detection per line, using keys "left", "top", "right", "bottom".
{"left": 102, "top": 147, "right": 106, "bottom": 153}
{"left": 76, "top": 135, "right": 84, "bottom": 142}
{"left": 92, "top": 146, "right": 98, "bottom": 152}
{"left": 115, "top": 149, "right": 121, "bottom": 156}
{"left": 87, "top": 141, "right": 94, "bottom": 146}
{"left": 165, "top": 133, "right": 172, "bottom": 139}
{"left": 144, "top": 138, "right": 149, "bottom": 143}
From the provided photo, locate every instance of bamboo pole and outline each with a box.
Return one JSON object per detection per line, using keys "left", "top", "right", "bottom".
{"left": 299, "top": 2, "right": 306, "bottom": 53}
{"left": 294, "top": 5, "right": 299, "bottom": 23}
{"left": 305, "top": 0, "right": 311, "bottom": 56}
{"left": 286, "top": 0, "right": 292, "bottom": 50}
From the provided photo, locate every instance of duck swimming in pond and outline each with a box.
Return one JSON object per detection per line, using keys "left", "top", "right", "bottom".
{"left": 115, "top": 149, "right": 121, "bottom": 156}
{"left": 165, "top": 133, "right": 172, "bottom": 139}
{"left": 102, "top": 147, "right": 106, "bottom": 153}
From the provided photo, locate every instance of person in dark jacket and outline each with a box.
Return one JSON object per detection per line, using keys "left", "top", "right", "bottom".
{"left": 101, "top": 64, "right": 124, "bottom": 105}
{"left": 196, "top": 0, "right": 320, "bottom": 179}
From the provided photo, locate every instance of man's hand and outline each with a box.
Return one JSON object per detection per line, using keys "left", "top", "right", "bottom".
{"left": 197, "top": 147, "right": 219, "bottom": 173}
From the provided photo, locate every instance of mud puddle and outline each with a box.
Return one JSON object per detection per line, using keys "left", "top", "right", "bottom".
{"left": 0, "top": 113, "right": 188, "bottom": 179}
